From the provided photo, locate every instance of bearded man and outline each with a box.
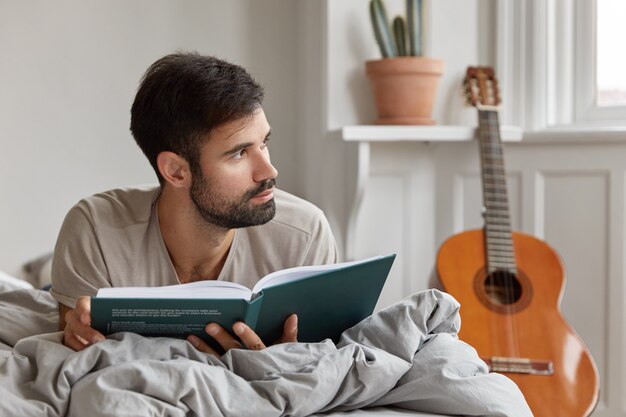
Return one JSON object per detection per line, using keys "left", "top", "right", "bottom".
{"left": 51, "top": 52, "right": 338, "bottom": 354}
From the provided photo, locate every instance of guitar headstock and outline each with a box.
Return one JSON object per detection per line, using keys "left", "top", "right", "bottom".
{"left": 463, "top": 67, "right": 501, "bottom": 109}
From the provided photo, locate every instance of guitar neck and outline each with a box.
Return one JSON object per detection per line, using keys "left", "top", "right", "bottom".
{"left": 478, "top": 109, "right": 517, "bottom": 273}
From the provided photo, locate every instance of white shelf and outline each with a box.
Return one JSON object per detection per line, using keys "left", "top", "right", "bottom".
{"left": 342, "top": 125, "right": 523, "bottom": 142}
{"left": 342, "top": 124, "right": 523, "bottom": 261}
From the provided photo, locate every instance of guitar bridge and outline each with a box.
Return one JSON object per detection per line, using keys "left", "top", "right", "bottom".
{"left": 482, "top": 356, "right": 554, "bottom": 375}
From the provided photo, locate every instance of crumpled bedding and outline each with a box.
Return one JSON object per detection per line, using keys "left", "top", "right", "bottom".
{"left": 0, "top": 280, "right": 533, "bottom": 417}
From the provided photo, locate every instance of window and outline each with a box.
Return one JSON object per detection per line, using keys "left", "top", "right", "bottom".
{"left": 497, "top": 0, "right": 626, "bottom": 130}
{"left": 596, "top": 0, "right": 626, "bottom": 107}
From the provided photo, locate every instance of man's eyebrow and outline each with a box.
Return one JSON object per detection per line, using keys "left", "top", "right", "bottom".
{"left": 222, "top": 142, "right": 254, "bottom": 156}
{"left": 222, "top": 129, "right": 272, "bottom": 156}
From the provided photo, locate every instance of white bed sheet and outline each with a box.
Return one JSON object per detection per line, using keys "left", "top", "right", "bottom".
{"left": 0, "top": 271, "right": 531, "bottom": 417}
{"left": 319, "top": 406, "right": 445, "bottom": 416}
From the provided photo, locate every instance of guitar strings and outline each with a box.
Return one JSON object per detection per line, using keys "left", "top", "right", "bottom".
{"left": 479, "top": 109, "right": 521, "bottom": 361}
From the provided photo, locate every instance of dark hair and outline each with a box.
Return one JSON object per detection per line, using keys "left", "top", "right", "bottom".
{"left": 130, "top": 52, "right": 264, "bottom": 183}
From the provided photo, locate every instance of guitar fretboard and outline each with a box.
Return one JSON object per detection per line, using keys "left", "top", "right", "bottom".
{"left": 478, "top": 109, "right": 517, "bottom": 274}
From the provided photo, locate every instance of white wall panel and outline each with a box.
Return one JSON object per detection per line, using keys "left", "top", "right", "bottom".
{"left": 542, "top": 171, "right": 610, "bottom": 408}
{"left": 350, "top": 142, "right": 437, "bottom": 309}
{"left": 353, "top": 175, "right": 408, "bottom": 311}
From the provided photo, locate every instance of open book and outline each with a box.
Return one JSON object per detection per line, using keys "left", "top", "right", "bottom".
{"left": 91, "top": 254, "right": 396, "bottom": 346}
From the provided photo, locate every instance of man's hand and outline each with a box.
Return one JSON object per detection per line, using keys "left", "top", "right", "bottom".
{"left": 187, "top": 313, "right": 298, "bottom": 356}
{"left": 61, "top": 296, "right": 106, "bottom": 351}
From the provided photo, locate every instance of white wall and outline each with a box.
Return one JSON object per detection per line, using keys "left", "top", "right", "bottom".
{"left": 0, "top": 0, "right": 297, "bottom": 277}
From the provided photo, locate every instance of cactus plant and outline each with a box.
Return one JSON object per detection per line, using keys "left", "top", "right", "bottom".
{"left": 370, "top": 0, "right": 423, "bottom": 58}
{"left": 392, "top": 16, "right": 407, "bottom": 56}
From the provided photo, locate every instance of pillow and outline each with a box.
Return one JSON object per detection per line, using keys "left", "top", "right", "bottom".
{"left": 0, "top": 270, "right": 34, "bottom": 290}
{"left": 22, "top": 252, "right": 53, "bottom": 288}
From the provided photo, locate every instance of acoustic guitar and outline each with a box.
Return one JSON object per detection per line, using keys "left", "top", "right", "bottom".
{"left": 437, "top": 67, "right": 599, "bottom": 417}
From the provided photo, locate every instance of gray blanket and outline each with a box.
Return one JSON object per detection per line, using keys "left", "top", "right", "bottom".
{"left": 0, "top": 281, "right": 532, "bottom": 417}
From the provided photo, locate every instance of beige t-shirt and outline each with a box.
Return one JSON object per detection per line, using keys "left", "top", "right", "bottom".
{"left": 50, "top": 186, "right": 338, "bottom": 308}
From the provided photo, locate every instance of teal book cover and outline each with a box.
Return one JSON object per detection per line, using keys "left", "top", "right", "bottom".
{"left": 91, "top": 254, "right": 396, "bottom": 346}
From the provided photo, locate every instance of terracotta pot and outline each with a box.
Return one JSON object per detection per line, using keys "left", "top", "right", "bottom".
{"left": 366, "top": 57, "right": 444, "bottom": 125}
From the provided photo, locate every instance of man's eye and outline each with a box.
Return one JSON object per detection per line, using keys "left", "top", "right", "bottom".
{"left": 232, "top": 150, "right": 245, "bottom": 160}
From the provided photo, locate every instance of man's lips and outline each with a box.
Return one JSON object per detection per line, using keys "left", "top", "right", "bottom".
{"left": 251, "top": 188, "right": 274, "bottom": 202}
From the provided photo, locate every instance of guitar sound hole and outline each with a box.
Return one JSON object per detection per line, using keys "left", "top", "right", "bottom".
{"left": 484, "top": 270, "right": 522, "bottom": 305}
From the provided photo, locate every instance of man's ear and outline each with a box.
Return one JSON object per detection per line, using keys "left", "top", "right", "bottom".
{"left": 156, "top": 151, "right": 191, "bottom": 188}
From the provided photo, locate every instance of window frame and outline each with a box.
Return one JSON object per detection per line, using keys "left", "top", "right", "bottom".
{"left": 496, "top": 0, "right": 626, "bottom": 132}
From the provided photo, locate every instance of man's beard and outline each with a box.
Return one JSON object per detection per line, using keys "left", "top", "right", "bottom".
{"left": 189, "top": 174, "right": 277, "bottom": 229}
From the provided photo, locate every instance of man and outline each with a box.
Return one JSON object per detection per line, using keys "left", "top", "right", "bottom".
{"left": 50, "top": 52, "right": 338, "bottom": 354}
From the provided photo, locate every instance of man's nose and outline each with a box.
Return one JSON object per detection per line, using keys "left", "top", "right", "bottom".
{"left": 253, "top": 151, "right": 278, "bottom": 183}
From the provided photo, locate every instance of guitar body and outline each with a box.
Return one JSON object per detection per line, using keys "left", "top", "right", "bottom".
{"left": 438, "top": 229, "right": 599, "bottom": 417}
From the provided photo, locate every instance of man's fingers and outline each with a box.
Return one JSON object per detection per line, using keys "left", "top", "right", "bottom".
{"left": 74, "top": 326, "right": 105, "bottom": 345}
{"left": 190, "top": 323, "right": 265, "bottom": 355}
{"left": 187, "top": 335, "right": 220, "bottom": 355}
{"left": 232, "top": 322, "right": 266, "bottom": 351}
{"left": 276, "top": 314, "right": 298, "bottom": 344}
{"left": 190, "top": 319, "right": 294, "bottom": 355}
{"left": 63, "top": 333, "right": 86, "bottom": 351}
{"left": 285, "top": 314, "right": 298, "bottom": 342}
{"left": 64, "top": 305, "right": 105, "bottom": 349}
{"left": 206, "top": 323, "right": 243, "bottom": 351}
{"left": 75, "top": 296, "right": 92, "bottom": 325}
{"left": 66, "top": 314, "right": 105, "bottom": 344}
{"left": 63, "top": 321, "right": 100, "bottom": 351}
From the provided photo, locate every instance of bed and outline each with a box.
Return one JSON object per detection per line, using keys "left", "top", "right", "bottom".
{"left": 0, "top": 271, "right": 531, "bottom": 417}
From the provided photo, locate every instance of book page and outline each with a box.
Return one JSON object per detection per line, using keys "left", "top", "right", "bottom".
{"left": 252, "top": 255, "right": 385, "bottom": 295}
{"left": 96, "top": 280, "right": 253, "bottom": 300}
